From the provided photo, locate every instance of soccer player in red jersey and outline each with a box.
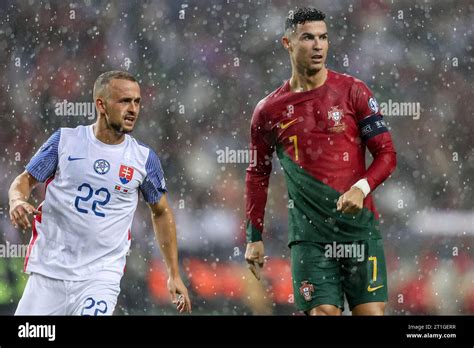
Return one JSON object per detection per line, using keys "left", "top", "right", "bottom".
{"left": 244, "top": 8, "right": 396, "bottom": 315}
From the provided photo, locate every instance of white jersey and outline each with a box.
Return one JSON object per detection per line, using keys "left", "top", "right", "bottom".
{"left": 25, "top": 125, "right": 167, "bottom": 282}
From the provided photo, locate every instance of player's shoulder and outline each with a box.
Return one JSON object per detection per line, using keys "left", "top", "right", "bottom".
{"left": 328, "top": 69, "right": 369, "bottom": 91}
{"left": 45, "top": 125, "right": 88, "bottom": 145}
{"left": 254, "top": 81, "right": 289, "bottom": 115}
{"left": 129, "top": 137, "right": 162, "bottom": 163}
{"left": 56, "top": 124, "right": 89, "bottom": 138}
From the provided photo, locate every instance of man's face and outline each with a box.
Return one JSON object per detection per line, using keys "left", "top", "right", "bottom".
{"left": 283, "top": 20, "right": 329, "bottom": 75}
{"left": 99, "top": 79, "right": 141, "bottom": 134}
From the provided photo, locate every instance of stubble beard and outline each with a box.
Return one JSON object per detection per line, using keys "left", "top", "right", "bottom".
{"left": 107, "top": 116, "right": 132, "bottom": 135}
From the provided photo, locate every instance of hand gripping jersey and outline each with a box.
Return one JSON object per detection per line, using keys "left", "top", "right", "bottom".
{"left": 245, "top": 70, "right": 397, "bottom": 244}
{"left": 25, "top": 125, "right": 167, "bottom": 281}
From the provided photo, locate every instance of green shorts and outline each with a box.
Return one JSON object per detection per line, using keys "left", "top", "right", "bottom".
{"left": 290, "top": 239, "right": 388, "bottom": 312}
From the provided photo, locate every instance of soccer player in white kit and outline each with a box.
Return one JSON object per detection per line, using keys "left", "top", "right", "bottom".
{"left": 8, "top": 71, "right": 191, "bottom": 315}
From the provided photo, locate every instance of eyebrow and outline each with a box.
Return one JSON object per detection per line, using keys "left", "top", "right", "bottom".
{"left": 300, "top": 32, "right": 328, "bottom": 37}
{"left": 119, "top": 96, "right": 141, "bottom": 102}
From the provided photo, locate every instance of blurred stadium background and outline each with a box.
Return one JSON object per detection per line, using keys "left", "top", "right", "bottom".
{"left": 0, "top": 0, "right": 472, "bottom": 315}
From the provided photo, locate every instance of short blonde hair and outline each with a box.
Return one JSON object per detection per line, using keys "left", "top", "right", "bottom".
{"left": 93, "top": 70, "right": 138, "bottom": 100}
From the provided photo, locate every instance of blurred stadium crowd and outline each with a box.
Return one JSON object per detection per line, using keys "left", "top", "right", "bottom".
{"left": 0, "top": 0, "right": 472, "bottom": 314}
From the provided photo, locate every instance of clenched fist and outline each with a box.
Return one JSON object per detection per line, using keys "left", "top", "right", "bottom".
{"left": 245, "top": 241, "right": 266, "bottom": 280}
{"left": 336, "top": 186, "right": 365, "bottom": 214}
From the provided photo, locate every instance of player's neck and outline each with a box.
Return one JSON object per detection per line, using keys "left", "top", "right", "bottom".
{"left": 289, "top": 67, "right": 328, "bottom": 92}
{"left": 93, "top": 121, "right": 125, "bottom": 145}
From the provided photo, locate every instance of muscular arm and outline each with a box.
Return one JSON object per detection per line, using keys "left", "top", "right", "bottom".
{"left": 148, "top": 194, "right": 191, "bottom": 313}
{"left": 245, "top": 100, "right": 273, "bottom": 279}
{"left": 8, "top": 171, "right": 41, "bottom": 229}
{"left": 337, "top": 130, "right": 396, "bottom": 214}
{"left": 149, "top": 194, "right": 179, "bottom": 278}
{"left": 245, "top": 101, "right": 274, "bottom": 242}
{"left": 351, "top": 80, "right": 397, "bottom": 194}
{"left": 364, "top": 131, "right": 397, "bottom": 191}
{"left": 339, "top": 82, "right": 397, "bottom": 214}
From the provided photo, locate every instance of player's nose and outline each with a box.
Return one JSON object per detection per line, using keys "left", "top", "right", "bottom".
{"left": 127, "top": 103, "right": 138, "bottom": 115}
{"left": 313, "top": 37, "right": 324, "bottom": 50}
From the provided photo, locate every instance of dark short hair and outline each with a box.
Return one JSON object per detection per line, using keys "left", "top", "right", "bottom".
{"left": 93, "top": 70, "right": 138, "bottom": 100}
{"left": 285, "top": 7, "right": 326, "bottom": 32}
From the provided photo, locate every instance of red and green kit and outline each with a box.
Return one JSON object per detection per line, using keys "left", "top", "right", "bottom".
{"left": 245, "top": 70, "right": 397, "bottom": 245}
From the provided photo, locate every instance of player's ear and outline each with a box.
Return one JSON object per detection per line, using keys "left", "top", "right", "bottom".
{"left": 95, "top": 98, "right": 106, "bottom": 114}
{"left": 282, "top": 36, "right": 291, "bottom": 51}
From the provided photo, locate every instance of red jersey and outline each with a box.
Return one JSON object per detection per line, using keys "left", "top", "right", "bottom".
{"left": 245, "top": 69, "right": 396, "bottom": 244}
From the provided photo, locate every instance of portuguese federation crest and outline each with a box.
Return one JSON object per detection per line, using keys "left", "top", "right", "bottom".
{"left": 299, "top": 281, "right": 315, "bottom": 302}
{"left": 327, "top": 106, "right": 346, "bottom": 133}
{"left": 328, "top": 105, "right": 344, "bottom": 126}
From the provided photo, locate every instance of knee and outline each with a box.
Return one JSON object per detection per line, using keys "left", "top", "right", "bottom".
{"left": 359, "top": 308, "right": 384, "bottom": 315}
{"left": 366, "top": 304, "right": 385, "bottom": 315}
{"left": 352, "top": 302, "right": 385, "bottom": 315}
{"left": 307, "top": 305, "right": 341, "bottom": 316}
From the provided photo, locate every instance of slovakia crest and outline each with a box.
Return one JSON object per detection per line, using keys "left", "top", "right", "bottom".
{"left": 327, "top": 106, "right": 346, "bottom": 133}
{"left": 119, "top": 165, "right": 134, "bottom": 184}
{"left": 299, "top": 281, "right": 315, "bottom": 302}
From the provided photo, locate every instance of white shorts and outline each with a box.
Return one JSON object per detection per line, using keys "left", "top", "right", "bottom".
{"left": 15, "top": 273, "right": 121, "bottom": 315}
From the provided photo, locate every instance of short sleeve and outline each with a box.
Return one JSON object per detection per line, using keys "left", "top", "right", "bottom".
{"left": 25, "top": 130, "right": 60, "bottom": 182}
{"left": 139, "top": 148, "right": 167, "bottom": 204}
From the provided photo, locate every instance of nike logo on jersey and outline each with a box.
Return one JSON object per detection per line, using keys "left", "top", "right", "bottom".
{"left": 280, "top": 119, "right": 297, "bottom": 130}
{"left": 367, "top": 284, "right": 384, "bottom": 292}
{"left": 68, "top": 156, "right": 85, "bottom": 161}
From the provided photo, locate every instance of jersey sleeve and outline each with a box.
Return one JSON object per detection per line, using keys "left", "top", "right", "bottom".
{"left": 139, "top": 149, "right": 167, "bottom": 204}
{"left": 245, "top": 100, "right": 275, "bottom": 242}
{"left": 351, "top": 80, "right": 397, "bottom": 192}
{"left": 25, "top": 129, "right": 61, "bottom": 182}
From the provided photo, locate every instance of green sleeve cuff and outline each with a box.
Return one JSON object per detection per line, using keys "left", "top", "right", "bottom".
{"left": 246, "top": 220, "right": 263, "bottom": 243}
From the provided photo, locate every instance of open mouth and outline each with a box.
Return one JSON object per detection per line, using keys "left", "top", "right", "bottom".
{"left": 312, "top": 54, "right": 323, "bottom": 61}
{"left": 124, "top": 115, "right": 135, "bottom": 126}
